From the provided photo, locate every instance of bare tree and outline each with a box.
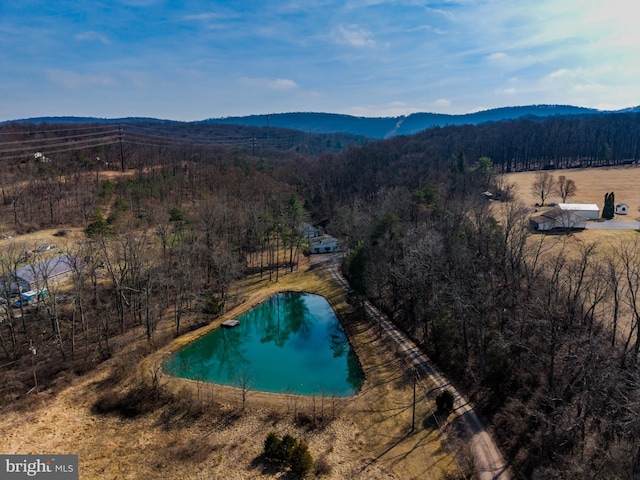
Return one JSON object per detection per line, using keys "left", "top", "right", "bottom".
{"left": 531, "top": 171, "right": 555, "bottom": 206}
{"left": 235, "top": 369, "right": 254, "bottom": 411}
{"left": 555, "top": 175, "right": 577, "bottom": 202}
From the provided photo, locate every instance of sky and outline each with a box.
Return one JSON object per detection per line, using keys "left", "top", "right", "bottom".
{"left": 1, "top": 0, "right": 639, "bottom": 122}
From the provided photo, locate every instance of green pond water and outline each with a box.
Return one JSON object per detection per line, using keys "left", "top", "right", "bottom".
{"left": 164, "top": 292, "right": 364, "bottom": 397}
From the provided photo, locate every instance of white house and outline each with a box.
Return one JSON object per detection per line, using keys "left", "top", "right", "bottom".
{"left": 615, "top": 203, "right": 629, "bottom": 215}
{"left": 309, "top": 235, "right": 341, "bottom": 254}
{"left": 530, "top": 209, "right": 587, "bottom": 231}
{"left": 557, "top": 203, "right": 600, "bottom": 220}
{"left": 301, "top": 222, "right": 323, "bottom": 239}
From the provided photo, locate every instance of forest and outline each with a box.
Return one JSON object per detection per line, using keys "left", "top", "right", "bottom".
{"left": 1, "top": 113, "right": 640, "bottom": 479}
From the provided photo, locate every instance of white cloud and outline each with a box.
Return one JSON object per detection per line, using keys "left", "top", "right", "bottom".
{"left": 496, "top": 87, "right": 516, "bottom": 95}
{"left": 268, "top": 78, "right": 298, "bottom": 90}
{"left": 332, "top": 24, "right": 376, "bottom": 48}
{"left": 239, "top": 76, "right": 299, "bottom": 90}
{"left": 46, "top": 69, "right": 115, "bottom": 89}
{"left": 433, "top": 98, "right": 451, "bottom": 108}
{"left": 486, "top": 52, "right": 507, "bottom": 62}
{"left": 75, "top": 31, "right": 110, "bottom": 44}
{"left": 547, "top": 68, "right": 571, "bottom": 79}
{"left": 183, "top": 13, "right": 227, "bottom": 21}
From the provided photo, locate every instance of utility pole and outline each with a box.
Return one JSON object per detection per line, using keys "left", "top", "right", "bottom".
{"left": 29, "top": 339, "right": 38, "bottom": 394}
{"left": 118, "top": 125, "right": 125, "bottom": 172}
{"left": 411, "top": 368, "right": 417, "bottom": 433}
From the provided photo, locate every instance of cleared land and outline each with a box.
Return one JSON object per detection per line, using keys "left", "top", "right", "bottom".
{"left": 504, "top": 165, "right": 640, "bottom": 222}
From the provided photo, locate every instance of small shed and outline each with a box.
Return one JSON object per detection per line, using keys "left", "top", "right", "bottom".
{"left": 615, "top": 203, "right": 629, "bottom": 215}
{"left": 530, "top": 208, "right": 587, "bottom": 231}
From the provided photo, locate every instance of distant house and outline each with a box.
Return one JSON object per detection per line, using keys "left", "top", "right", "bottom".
{"left": 557, "top": 203, "right": 600, "bottom": 220}
{"left": 301, "top": 222, "right": 323, "bottom": 239}
{"left": 530, "top": 208, "right": 587, "bottom": 231}
{"left": 0, "top": 254, "right": 81, "bottom": 295}
{"left": 615, "top": 203, "right": 629, "bottom": 215}
{"left": 309, "top": 235, "right": 341, "bottom": 254}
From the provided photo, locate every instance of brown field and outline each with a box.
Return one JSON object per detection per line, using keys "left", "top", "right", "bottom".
{"left": 0, "top": 253, "right": 461, "bottom": 480}
{"left": 504, "top": 164, "right": 640, "bottom": 221}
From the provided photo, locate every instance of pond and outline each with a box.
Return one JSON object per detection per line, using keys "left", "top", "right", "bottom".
{"left": 164, "top": 292, "right": 364, "bottom": 397}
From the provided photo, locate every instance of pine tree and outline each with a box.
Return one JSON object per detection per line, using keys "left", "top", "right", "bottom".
{"left": 602, "top": 192, "right": 615, "bottom": 219}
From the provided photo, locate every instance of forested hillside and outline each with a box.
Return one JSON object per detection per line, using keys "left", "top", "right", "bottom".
{"left": 1, "top": 116, "right": 640, "bottom": 479}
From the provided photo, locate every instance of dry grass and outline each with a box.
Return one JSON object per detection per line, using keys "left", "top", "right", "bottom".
{"left": 504, "top": 165, "right": 640, "bottom": 221}
{"left": 0, "top": 255, "right": 459, "bottom": 480}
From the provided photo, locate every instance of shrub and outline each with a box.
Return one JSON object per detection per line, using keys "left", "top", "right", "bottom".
{"left": 262, "top": 432, "right": 314, "bottom": 477}
{"left": 277, "top": 434, "right": 297, "bottom": 464}
{"left": 263, "top": 432, "right": 281, "bottom": 461}
{"left": 436, "top": 389, "right": 455, "bottom": 415}
{"left": 289, "top": 440, "right": 313, "bottom": 478}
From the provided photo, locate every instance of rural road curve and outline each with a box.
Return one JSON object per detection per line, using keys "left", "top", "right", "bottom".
{"left": 318, "top": 253, "right": 511, "bottom": 480}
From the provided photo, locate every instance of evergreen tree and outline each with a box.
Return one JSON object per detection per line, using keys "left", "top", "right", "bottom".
{"left": 603, "top": 192, "right": 615, "bottom": 219}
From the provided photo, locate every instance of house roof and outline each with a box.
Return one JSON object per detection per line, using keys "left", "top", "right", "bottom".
{"left": 310, "top": 234, "right": 338, "bottom": 246}
{"left": 14, "top": 254, "right": 80, "bottom": 285}
{"left": 557, "top": 203, "right": 599, "bottom": 211}
{"left": 531, "top": 208, "right": 588, "bottom": 225}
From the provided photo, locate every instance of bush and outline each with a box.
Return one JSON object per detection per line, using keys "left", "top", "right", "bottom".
{"left": 436, "top": 389, "right": 455, "bottom": 415}
{"left": 262, "top": 432, "right": 313, "bottom": 477}
{"left": 289, "top": 441, "right": 313, "bottom": 478}
{"left": 263, "top": 432, "right": 281, "bottom": 461}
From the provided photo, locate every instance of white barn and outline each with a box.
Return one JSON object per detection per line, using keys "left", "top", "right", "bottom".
{"left": 557, "top": 203, "right": 599, "bottom": 220}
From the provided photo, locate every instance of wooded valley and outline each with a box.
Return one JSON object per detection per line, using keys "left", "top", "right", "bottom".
{"left": 1, "top": 113, "right": 640, "bottom": 479}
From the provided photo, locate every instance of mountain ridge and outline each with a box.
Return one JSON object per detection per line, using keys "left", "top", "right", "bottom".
{"left": 6, "top": 104, "right": 640, "bottom": 139}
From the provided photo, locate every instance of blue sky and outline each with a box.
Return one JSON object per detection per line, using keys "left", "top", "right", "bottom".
{"left": 1, "top": 0, "right": 639, "bottom": 121}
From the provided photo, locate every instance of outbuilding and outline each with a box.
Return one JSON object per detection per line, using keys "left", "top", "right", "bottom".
{"left": 557, "top": 203, "right": 600, "bottom": 220}
{"left": 615, "top": 203, "right": 629, "bottom": 215}
{"left": 530, "top": 208, "right": 587, "bottom": 231}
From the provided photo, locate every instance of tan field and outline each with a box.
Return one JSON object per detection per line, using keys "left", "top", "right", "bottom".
{"left": 504, "top": 164, "right": 640, "bottom": 221}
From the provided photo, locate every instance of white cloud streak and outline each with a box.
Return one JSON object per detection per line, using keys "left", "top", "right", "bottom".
{"left": 46, "top": 69, "right": 115, "bottom": 89}
{"left": 332, "top": 24, "right": 376, "bottom": 48}
{"left": 75, "top": 31, "right": 110, "bottom": 44}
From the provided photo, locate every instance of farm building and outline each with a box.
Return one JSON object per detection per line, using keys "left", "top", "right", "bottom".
{"left": 615, "top": 203, "right": 629, "bottom": 215}
{"left": 309, "top": 235, "right": 341, "bottom": 254}
{"left": 557, "top": 203, "right": 600, "bottom": 220}
{"left": 530, "top": 208, "right": 587, "bottom": 231}
{"left": 0, "top": 254, "right": 81, "bottom": 295}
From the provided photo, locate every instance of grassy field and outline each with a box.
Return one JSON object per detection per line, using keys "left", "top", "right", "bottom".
{"left": 504, "top": 165, "right": 640, "bottom": 221}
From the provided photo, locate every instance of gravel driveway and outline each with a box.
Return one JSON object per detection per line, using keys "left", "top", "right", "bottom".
{"left": 585, "top": 219, "right": 640, "bottom": 230}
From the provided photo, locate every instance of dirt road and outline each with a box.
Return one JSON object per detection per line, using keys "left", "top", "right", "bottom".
{"left": 317, "top": 253, "right": 511, "bottom": 480}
